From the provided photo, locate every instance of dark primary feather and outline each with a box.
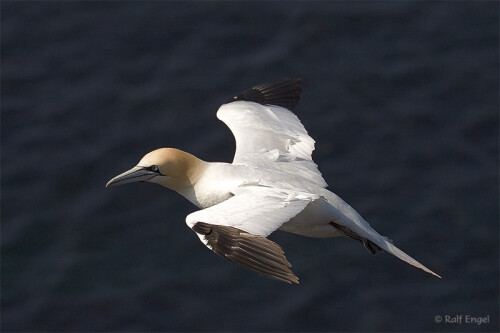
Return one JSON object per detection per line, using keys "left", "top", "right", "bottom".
{"left": 330, "top": 221, "right": 383, "bottom": 255}
{"left": 226, "top": 78, "right": 302, "bottom": 110}
{"left": 192, "top": 222, "right": 299, "bottom": 284}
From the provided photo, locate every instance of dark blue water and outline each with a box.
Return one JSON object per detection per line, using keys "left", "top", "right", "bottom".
{"left": 2, "top": 2, "right": 498, "bottom": 332}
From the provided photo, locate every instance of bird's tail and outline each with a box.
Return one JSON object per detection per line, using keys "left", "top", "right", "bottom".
{"left": 380, "top": 239, "right": 441, "bottom": 278}
{"left": 330, "top": 220, "right": 441, "bottom": 278}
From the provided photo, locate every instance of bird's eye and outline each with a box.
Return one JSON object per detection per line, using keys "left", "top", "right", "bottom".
{"left": 150, "top": 165, "right": 159, "bottom": 173}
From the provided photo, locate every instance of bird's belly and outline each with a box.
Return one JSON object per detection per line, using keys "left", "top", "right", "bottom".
{"left": 279, "top": 198, "right": 342, "bottom": 238}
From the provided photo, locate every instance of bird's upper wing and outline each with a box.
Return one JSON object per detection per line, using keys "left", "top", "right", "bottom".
{"left": 217, "top": 79, "right": 327, "bottom": 188}
{"left": 186, "top": 186, "right": 319, "bottom": 283}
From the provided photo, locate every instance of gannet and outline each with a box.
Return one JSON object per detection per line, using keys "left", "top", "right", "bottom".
{"left": 106, "top": 78, "right": 440, "bottom": 283}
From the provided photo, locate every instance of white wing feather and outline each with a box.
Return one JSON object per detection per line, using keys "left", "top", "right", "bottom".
{"left": 186, "top": 186, "right": 319, "bottom": 237}
{"left": 217, "top": 101, "right": 327, "bottom": 188}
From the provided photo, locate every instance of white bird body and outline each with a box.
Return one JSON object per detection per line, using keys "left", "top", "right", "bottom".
{"left": 107, "top": 79, "right": 440, "bottom": 283}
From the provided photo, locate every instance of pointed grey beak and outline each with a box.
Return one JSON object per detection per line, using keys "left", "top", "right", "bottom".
{"left": 106, "top": 166, "right": 158, "bottom": 187}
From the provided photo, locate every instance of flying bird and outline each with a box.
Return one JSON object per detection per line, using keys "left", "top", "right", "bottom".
{"left": 106, "top": 78, "right": 440, "bottom": 283}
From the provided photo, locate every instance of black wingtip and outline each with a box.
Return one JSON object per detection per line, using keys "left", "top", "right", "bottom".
{"left": 192, "top": 222, "right": 300, "bottom": 284}
{"left": 227, "top": 78, "right": 302, "bottom": 109}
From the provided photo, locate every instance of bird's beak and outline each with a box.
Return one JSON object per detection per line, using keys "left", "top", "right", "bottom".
{"left": 106, "top": 166, "right": 158, "bottom": 187}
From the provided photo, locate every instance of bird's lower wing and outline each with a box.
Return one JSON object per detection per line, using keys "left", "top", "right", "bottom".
{"left": 192, "top": 222, "right": 299, "bottom": 284}
{"left": 186, "top": 186, "right": 318, "bottom": 237}
{"left": 186, "top": 186, "right": 318, "bottom": 283}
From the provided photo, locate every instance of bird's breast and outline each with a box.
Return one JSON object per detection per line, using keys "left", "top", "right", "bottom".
{"left": 181, "top": 163, "right": 245, "bottom": 208}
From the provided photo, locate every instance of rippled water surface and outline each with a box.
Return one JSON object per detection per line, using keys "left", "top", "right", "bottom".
{"left": 2, "top": 2, "right": 498, "bottom": 332}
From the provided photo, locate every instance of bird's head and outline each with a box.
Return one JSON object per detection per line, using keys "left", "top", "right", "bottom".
{"left": 106, "top": 148, "right": 205, "bottom": 190}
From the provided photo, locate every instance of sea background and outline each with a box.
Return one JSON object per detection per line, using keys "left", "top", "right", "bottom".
{"left": 1, "top": 1, "right": 498, "bottom": 332}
